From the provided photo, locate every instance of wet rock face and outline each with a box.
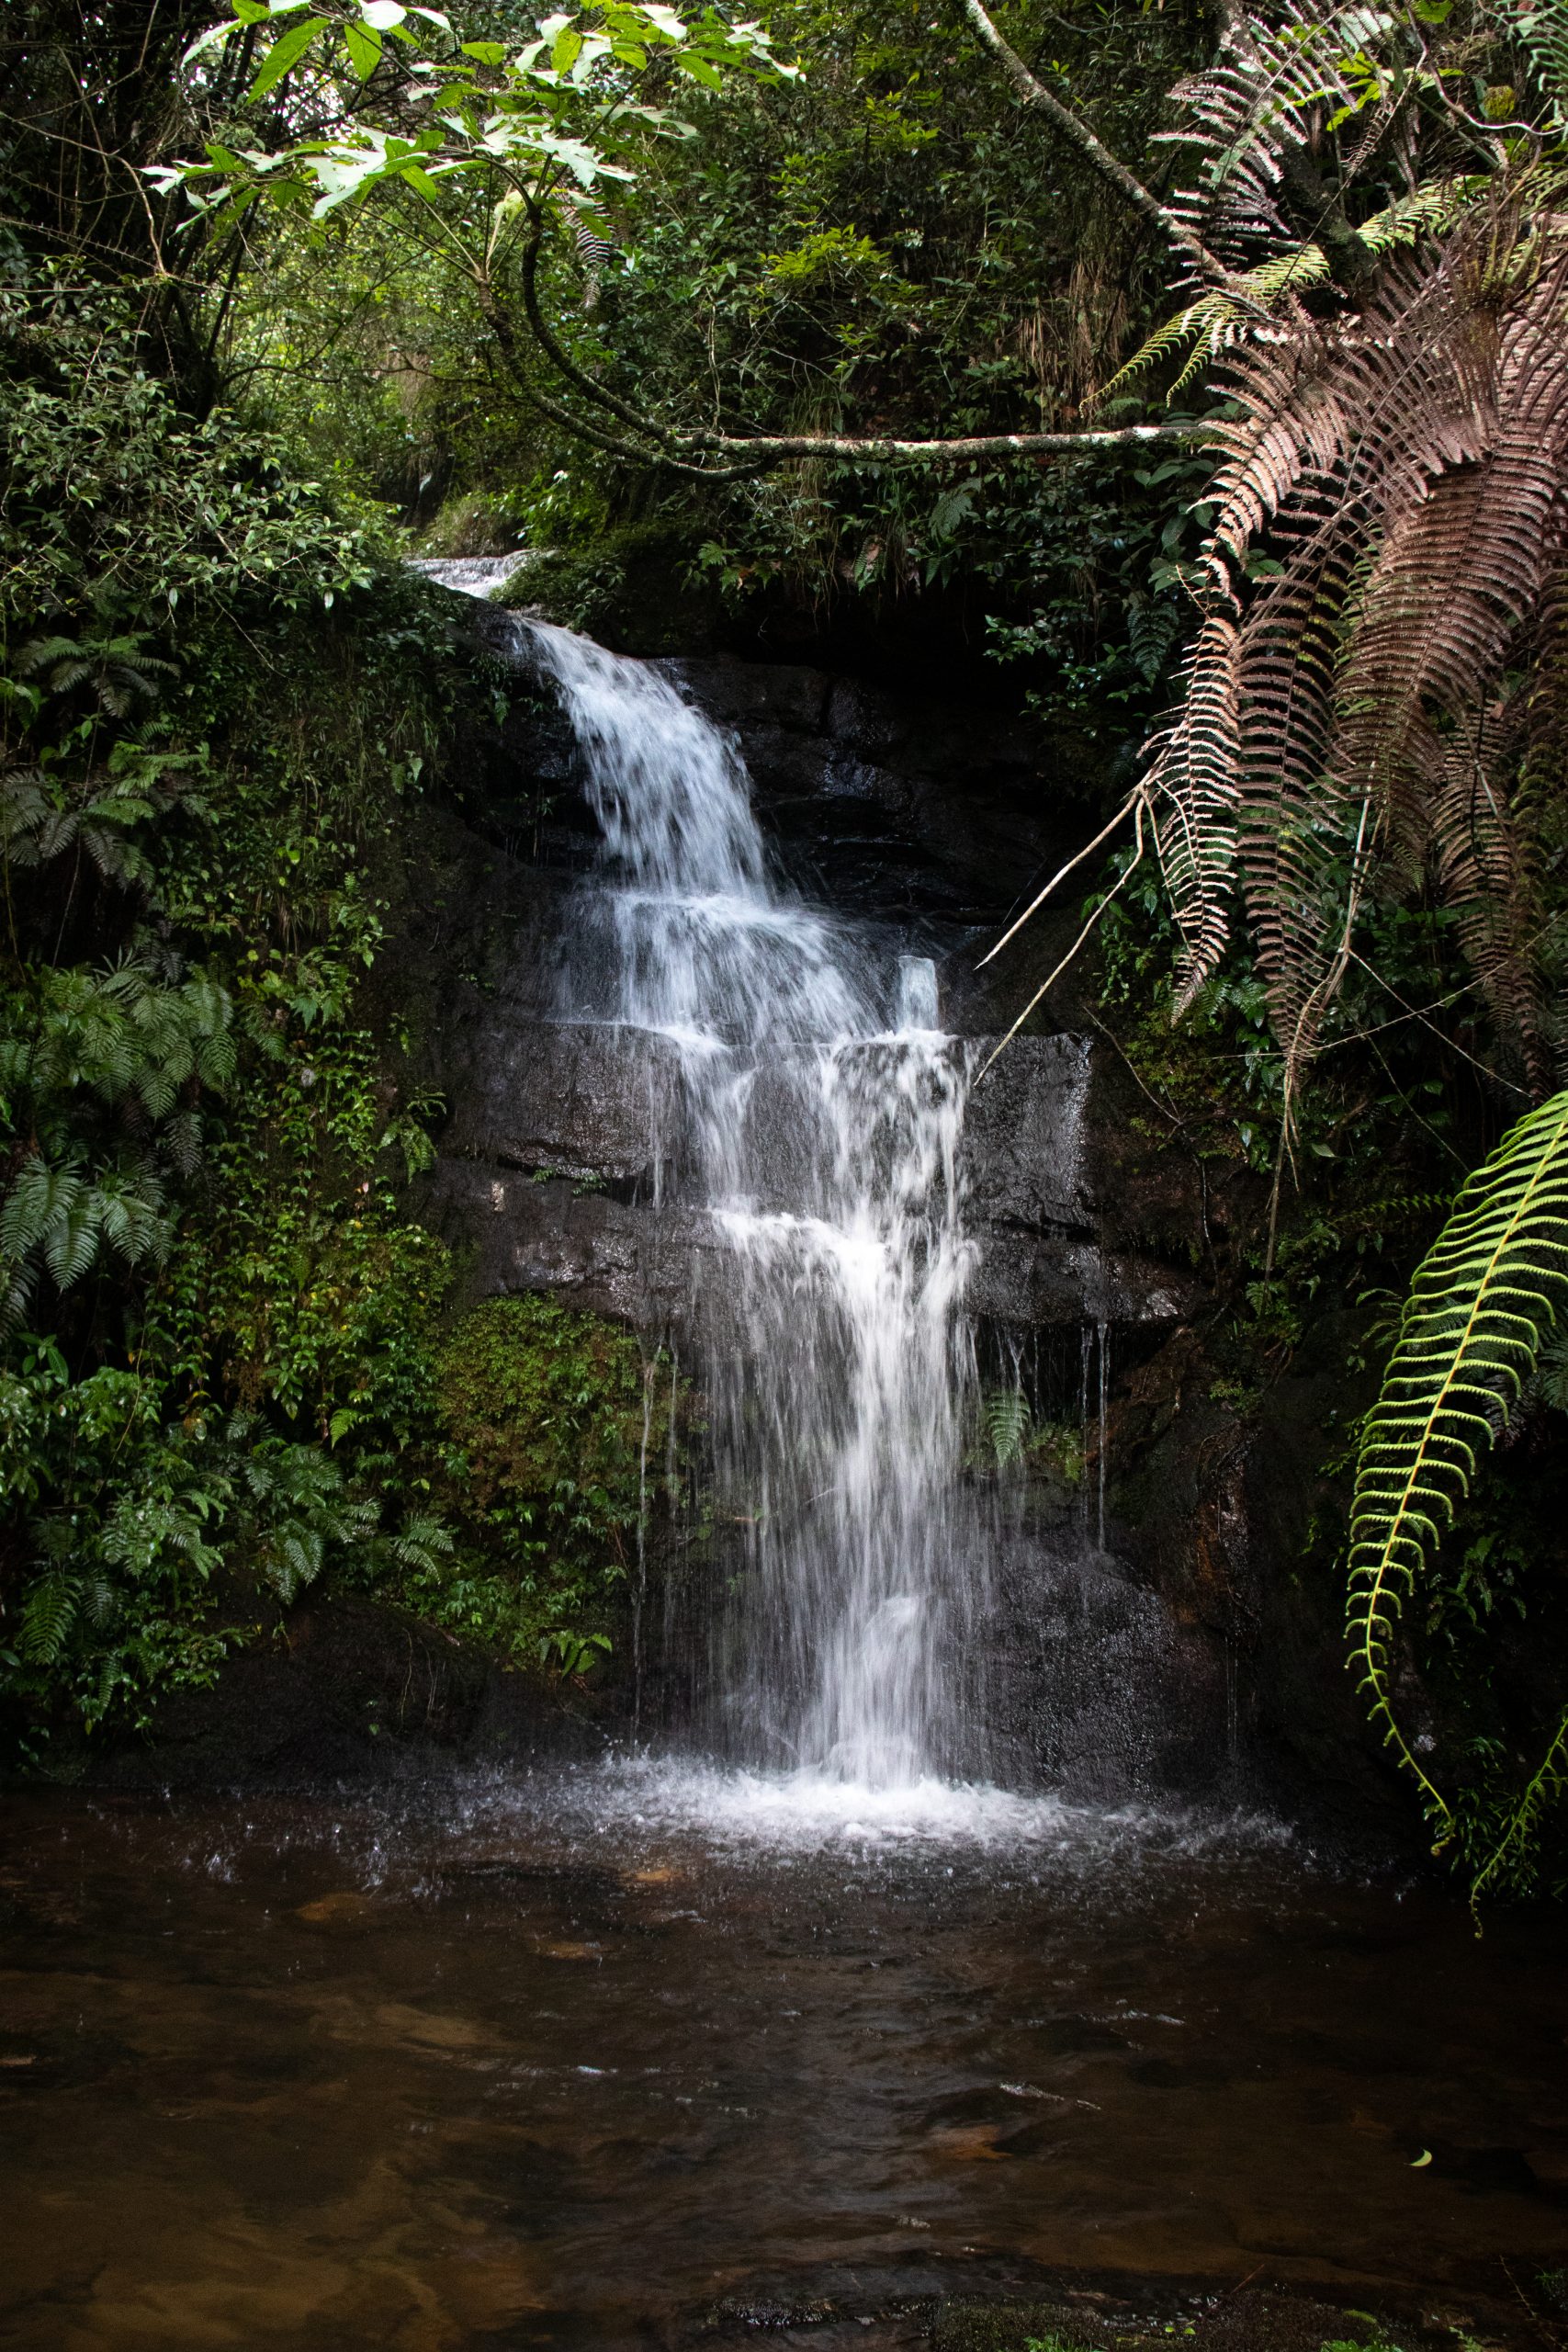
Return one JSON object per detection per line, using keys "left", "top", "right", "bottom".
{"left": 665, "top": 653, "right": 1069, "bottom": 925}
{"left": 422, "top": 1002, "right": 1195, "bottom": 1336}
{"left": 467, "top": 615, "right": 1079, "bottom": 929}
{"left": 414, "top": 633, "right": 1198, "bottom": 1340}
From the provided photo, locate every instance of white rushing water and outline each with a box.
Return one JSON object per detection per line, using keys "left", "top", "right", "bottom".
{"left": 523, "top": 622, "right": 988, "bottom": 1790}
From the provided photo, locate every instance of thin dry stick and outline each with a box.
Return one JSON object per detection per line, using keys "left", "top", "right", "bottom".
{"left": 977, "top": 791, "right": 1143, "bottom": 968}
{"left": 978, "top": 799, "right": 1149, "bottom": 1077}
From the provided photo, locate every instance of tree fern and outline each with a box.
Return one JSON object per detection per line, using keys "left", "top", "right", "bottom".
{"left": 1156, "top": 0, "right": 1405, "bottom": 266}
{"left": 1348, "top": 1088, "right": 1568, "bottom": 1841}
{"left": 1099, "top": 181, "right": 1471, "bottom": 406}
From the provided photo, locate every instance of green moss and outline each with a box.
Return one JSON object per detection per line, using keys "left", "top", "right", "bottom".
{"left": 393, "top": 1295, "right": 684, "bottom": 1669}
{"left": 435, "top": 1294, "right": 660, "bottom": 1542}
{"left": 932, "top": 2303, "right": 1095, "bottom": 2352}
{"left": 498, "top": 518, "right": 725, "bottom": 655}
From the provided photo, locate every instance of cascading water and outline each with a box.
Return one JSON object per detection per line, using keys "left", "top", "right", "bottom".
{"left": 524, "top": 620, "right": 987, "bottom": 1789}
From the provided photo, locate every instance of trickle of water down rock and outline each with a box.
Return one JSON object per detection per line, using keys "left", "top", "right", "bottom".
{"left": 525, "top": 620, "right": 990, "bottom": 1791}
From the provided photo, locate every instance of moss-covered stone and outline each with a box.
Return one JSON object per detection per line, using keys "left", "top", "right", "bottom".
{"left": 497, "top": 518, "right": 728, "bottom": 656}
{"left": 434, "top": 1292, "right": 666, "bottom": 1559}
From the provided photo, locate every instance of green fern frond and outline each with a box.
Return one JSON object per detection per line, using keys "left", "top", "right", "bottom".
{"left": 390, "top": 1512, "right": 456, "bottom": 1571}
{"left": 20, "top": 1570, "right": 82, "bottom": 1664}
{"left": 1468, "top": 1709, "right": 1568, "bottom": 1908}
{"left": 1347, "top": 1088, "right": 1568, "bottom": 1822}
{"left": 1511, "top": 0, "right": 1568, "bottom": 126}
{"left": 983, "top": 1385, "right": 1032, "bottom": 1469}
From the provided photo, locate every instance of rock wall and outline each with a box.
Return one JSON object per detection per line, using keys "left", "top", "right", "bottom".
{"left": 383, "top": 616, "right": 1401, "bottom": 1837}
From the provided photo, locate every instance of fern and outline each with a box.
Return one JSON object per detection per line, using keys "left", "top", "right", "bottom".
{"left": 1138, "top": 202, "right": 1568, "bottom": 1084}
{"left": 1347, "top": 1088, "right": 1568, "bottom": 1838}
{"left": 1469, "top": 1710, "right": 1568, "bottom": 1905}
{"left": 1100, "top": 181, "right": 1471, "bottom": 405}
{"left": 20, "top": 1570, "right": 82, "bottom": 1664}
{"left": 1512, "top": 0, "right": 1568, "bottom": 129}
{"left": 983, "top": 1385, "right": 1032, "bottom": 1468}
{"left": 1157, "top": 0, "right": 1409, "bottom": 265}
{"left": 387, "top": 1513, "right": 456, "bottom": 1574}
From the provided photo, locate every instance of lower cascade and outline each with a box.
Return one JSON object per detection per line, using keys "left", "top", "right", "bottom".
{"left": 525, "top": 619, "right": 987, "bottom": 1789}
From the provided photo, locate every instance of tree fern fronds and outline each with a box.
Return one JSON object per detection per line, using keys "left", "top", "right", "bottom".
{"left": 1347, "top": 1088, "right": 1568, "bottom": 1815}
{"left": 1156, "top": 0, "right": 1414, "bottom": 269}
{"left": 1145, "top": 613, "right": 1244, "bottom": 1009}
{"left": 1100, "top": 252, "right": 1333, "bottom": 407}
{"left": 1429, "top": 721, "right": 1546, "bottom": 1084}
{"left": 1098, "top": 182, "right": 1472, "bottom": 408}
{"left": 1129, "top": 203, "right": 1568, "bottom": 1083}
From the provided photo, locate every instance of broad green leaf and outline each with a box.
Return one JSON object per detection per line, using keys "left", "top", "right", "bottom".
{"left": 248, "top": 14, "right": 324, "bottom": 97}
{"left": 343, "top": 19, "right": 382, "bottom": 74}
{"left": 182, "top": 18, "right": 243, "bottom": 66}
{"left": 461, "top": 39, "right": 507, "bottom": 62}
{"left": 552, "top": 24, "right": 584, "bottom": 71}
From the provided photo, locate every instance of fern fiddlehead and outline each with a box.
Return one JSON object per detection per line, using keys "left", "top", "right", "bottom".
{"left": 1348, "top": 1088, "right": 1568, "bottom": 1833}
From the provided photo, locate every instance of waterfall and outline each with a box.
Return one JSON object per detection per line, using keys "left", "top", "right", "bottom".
{"left": 525, "top": 622, "right": 986, "bottom": 1789}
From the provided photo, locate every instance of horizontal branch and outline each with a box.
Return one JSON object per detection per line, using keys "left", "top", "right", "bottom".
{"left": 683, "top": 423, "right": 1210, "bottom": 461}
{"left": 490, "top": 227, "right": 1211, "bottom": 471}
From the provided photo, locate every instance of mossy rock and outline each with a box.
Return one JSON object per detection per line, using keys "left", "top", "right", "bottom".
{"left": 434, "top": 1293, "right": 667, "bottom": 1548}
{"left": 497, "top": 518, "right": 728, "bottom": 656}
{"left": 931, "top": 2294, "right": 1451, "bottom": 2352}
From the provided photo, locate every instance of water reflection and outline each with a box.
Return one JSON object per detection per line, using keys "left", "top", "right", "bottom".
{"left": 2, "top": 1772, "right": 1564, "bottom": 2349}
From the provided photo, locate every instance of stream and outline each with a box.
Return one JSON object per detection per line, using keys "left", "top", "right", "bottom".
{"left": 3, "top": 1772, "right": 1566, "bottom": 2348}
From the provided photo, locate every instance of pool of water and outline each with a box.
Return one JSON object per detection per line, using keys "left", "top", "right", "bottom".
{"left": 3, "top": 1762, "right": 1565, "bottom": 2349}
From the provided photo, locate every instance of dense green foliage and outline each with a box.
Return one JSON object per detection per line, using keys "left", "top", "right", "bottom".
{"left": 414, "top": 1295, "right": 683, "bottom": 1662}
{"left": 0, "top": 265, "right": 660, "bottom": 1750}
{"left": 211, "top": 0, "right": 1215, "bottom": 738}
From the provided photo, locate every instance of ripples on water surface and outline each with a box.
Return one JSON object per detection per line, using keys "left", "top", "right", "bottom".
{"left": 4, "top": 1765, "right": 1566, "bottom": 2350}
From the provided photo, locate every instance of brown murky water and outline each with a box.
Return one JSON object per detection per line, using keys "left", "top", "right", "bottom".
{"left": 2, "top": 1763, "right": 1565, "bottom": 2350}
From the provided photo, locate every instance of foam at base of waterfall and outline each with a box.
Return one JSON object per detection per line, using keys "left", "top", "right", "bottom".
{"left": 560, "top": 1754, "right": 1289, "bottom": 1858}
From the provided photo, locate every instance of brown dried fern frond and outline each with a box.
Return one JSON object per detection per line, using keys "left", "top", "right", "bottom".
{"left": 1156, "top": 0, "right": 1413, "bottom": 270}
{"left": 1145, "top": 200, "right": 1568, "bottom": 1097}
{"left": 1429, "top": 715, "right": 1545, "bottom": 1080}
